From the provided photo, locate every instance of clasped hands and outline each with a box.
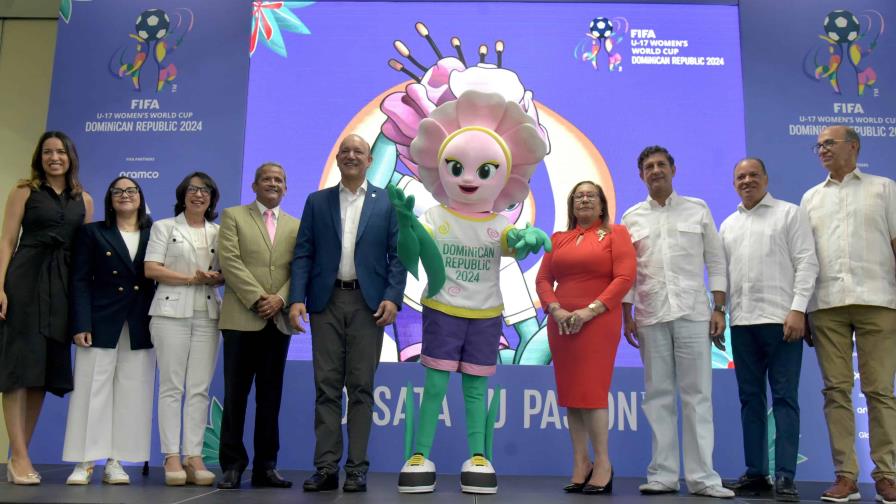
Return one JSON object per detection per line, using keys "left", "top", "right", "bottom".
{"left": 253, "top": 293, "right": 285, "bottom": 320}
{"left": 190, "top": 269, "right": 223, "bottom": 286}
{"left": 550, "top": 301, "right": 606, "bottom": 335}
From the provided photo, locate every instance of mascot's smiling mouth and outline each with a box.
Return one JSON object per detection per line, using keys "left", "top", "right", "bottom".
{"left": 459, "top": 185, "right": 479, "bottom": 194}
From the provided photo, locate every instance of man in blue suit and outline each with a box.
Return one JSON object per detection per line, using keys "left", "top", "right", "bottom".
{"left": 289, "top": 134, "right": 406, "bottom": 493}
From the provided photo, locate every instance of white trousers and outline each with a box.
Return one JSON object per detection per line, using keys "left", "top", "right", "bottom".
{"left": 638, "top": 318, "right": 722, "bottom": 492}
{"left": 62, "top": 323, "right": 156, "bottom": 462}
{"left": 150, "top": 313, "right": 219, "bottom": 456}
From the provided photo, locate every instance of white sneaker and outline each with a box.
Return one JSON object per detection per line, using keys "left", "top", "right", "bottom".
{"left": 694, "top": 485, "right": 736, "bottom": 499}
{"left": 460, "top": 454, "right": 497, "bottom": 494}
{"left": 66, "top": 462, "right": 95, "bottom": 485}
{"left": 639, "top": 480, "right": 680, "bottom": 494}
{"left": 397, "top": 453, "right": 436, "bottom": 493}
{"left": 102, "top": 459, "right": 130, "bottom": 485}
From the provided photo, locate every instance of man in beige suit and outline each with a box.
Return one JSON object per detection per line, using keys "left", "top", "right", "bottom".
{"left": 216, "top": 162, "right": 300, "bottom": 489}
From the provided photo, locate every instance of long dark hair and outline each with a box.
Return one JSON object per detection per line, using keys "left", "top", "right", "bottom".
{"left": 21, "top": 131, "right": 84, "bottom": 196}
{"left": 103, "top": 176, "right": 152, "bottom": 229}
{"left": 174, "top": 171, "right": 219, "bottom": 221}
{"left": 566, "top": 180, "right": 610, "bottom": 232}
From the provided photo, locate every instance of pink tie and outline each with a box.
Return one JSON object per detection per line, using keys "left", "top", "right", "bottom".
{"left": 263, "top": 209, "right": 276, "bottom": 244}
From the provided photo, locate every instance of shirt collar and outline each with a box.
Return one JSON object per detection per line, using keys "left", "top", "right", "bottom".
{"left": 824, "top": 167, "right": 862, "bottom": 186}
{"left": 339, "top": 179, "right": 368, "bottom": 197}
{"left": 737, "top": 192, "right": 775, "bottom": 213}
{"left": 256, "top": 200, "right": 280, "bottom": 219}
{"left": 647, "top": 190, "right": 678, "bottom": 209}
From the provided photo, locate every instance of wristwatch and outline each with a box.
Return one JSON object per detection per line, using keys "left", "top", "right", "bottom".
{"left": 713, "top": 304, "right": 727, "bottom": 314}
{"left": 587, "top": 301, "right": 600, "bottom": 314}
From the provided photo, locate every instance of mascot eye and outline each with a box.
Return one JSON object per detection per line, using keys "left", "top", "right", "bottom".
{"left": 477, "top": 163, "right": 499, "bottom": 180}
{"left": 446, "top": 159, "right": 464, "bottom": 177}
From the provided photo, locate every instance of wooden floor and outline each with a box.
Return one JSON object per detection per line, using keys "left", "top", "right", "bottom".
{"left": 0, "top": 464, "right": 885, "bottom": 503}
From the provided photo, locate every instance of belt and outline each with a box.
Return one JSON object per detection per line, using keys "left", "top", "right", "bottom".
{"left": 335, "top": 279, "right": 360, "bottom": 290}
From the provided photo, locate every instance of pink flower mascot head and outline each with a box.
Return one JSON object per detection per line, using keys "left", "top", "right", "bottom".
{"left": 410, "top": 89, "right": 547, "bottom": 214}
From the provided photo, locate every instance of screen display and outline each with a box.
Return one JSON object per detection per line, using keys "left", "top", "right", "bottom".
{"left": 243, "top": 1, "right": 746, "bottom": 367}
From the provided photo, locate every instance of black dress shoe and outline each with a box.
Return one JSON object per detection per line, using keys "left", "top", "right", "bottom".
{"left": 583, "top": 468, "right": 614, "bottom": 495}
{"left": 564, "top": 469, "right": 592, "bottom": 493}
{"left": 303, "top": 469, "right": 338, "bottom": 492}
{"left": 217, "top": 468, "right": 242, "bottom": 489}
{"left": 723, "top": 473, "right": 772, "bottom": 494}
{"left": 343, "top": 470, "right": 367, "bottom": 492}
{"left": 774, "top": 476, "right": 799, "bottom": 502}
{"left": 251, "top": 468, "right": 293, "bottom": 488}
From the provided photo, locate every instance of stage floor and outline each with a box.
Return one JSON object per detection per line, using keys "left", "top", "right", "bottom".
{"left": 0, "top": 465, "right": 884, "bottom": 503}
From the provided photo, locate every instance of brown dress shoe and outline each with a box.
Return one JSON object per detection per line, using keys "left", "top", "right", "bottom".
{"left": 820, "top": 475, "right": 860, "bottom": 502}
{"left": 876, "top": 478, "right": 896, "bottom": 504}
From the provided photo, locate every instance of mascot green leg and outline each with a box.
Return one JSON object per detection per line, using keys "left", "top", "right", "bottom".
{"left": 398, "top": 368, "right": 448, "bottom": 493}
{"left": 415, "top": 368, "right": 450, "bottom": 457}
{"left": 461, "top": 373, "right": 488, "bottom": 456}
{"left": 459, "top": 373, "right": 498, "bottom": 494}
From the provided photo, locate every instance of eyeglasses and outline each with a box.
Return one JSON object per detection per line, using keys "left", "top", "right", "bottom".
{"left": 186, "top": 185, "right": 211, "bottom": 195}
{"left": 110, "top": 187, "right": 139, "bottom": 197}
{"left": 812, "top": 139, "right": 850, "bottom": 155}
{"left": 573, "top": 192, "right": 599, "bottom": 201}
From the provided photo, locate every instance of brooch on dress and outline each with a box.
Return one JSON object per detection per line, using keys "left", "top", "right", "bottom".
{"left": 597, "top": 229, "right": 607, "bottom": 242}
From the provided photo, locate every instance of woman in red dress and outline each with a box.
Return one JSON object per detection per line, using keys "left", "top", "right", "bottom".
{"left": 535, "top": 181, "right": 636, "bottom": 494}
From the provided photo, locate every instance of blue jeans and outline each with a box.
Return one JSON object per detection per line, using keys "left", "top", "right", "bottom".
{"left": 731, "top": 324, "right": 802, "bottom": 479}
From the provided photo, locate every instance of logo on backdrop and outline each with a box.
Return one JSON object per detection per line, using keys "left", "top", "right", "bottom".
{"left": 574, "top": 16, "right": 629, "bottom": 71}
{"left": 803, "top": 9, "right": 884, "bottom": 96}
{"left": 109, "top": 8, "right": 195, "bottom": 92}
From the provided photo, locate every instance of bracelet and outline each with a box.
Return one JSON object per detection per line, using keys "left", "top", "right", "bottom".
{"left": 548, "top": 304, "right": 560, "bottom": 314}
{"left": 186, "top": 278, "right": 192, "bottom": 286}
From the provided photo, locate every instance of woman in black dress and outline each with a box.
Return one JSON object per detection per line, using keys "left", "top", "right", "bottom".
{"left": 0, "top": 131, "right": 94, "bottom": 485}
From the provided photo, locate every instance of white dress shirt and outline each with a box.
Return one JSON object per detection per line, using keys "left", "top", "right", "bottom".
{"left": 338, "top": 180, "right": 367, "bottom": 281}
{"left": 720, "top": 193, "right": 819, "bottom": 326}
{"left": 800, "top": 168, "right": 896, "bottom": 311}
{"left": 256, "top": 200, "right": 281, "bottom": 226}
{"left": 622, "top": 192, "right": 727, "bottom": 326}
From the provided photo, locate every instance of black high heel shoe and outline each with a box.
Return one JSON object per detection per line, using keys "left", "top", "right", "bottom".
{"left": 582, "top": 467, "right": 613, "bottom": 494}
{"left": 563, "top": 468, "right": 593, "bottom": 493}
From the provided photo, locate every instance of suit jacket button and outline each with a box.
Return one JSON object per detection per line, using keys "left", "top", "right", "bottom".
{"left": 106, "top": 251, "right": 112, "bottom": 256}
{"left": 133, "top": 285, "right": 140, "bottom": 291}
{"left": 118, "top": 287, "right": 124, "bottom": 292}
{"left": 112, "top": 270, "right": 118, "bottom": 275}
{"left": 211, "top": 248, "right": 215, "bottom": 253}
{"left": 165, "top": 296, "right": 170, "bottom": 300}
{"left": 270, "top": 266, "right": 275, "bottom": 271}
{"left": 207, "top": 295, "right": 211, "bottom": 299}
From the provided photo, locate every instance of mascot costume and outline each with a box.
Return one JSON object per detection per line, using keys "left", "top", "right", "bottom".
{"left": 388, "top": 88, "right": 550, "bottom": 494}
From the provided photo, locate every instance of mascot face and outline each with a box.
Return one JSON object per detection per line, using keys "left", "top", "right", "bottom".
{"left": 438, "top": 128, "right": 509, "bottom": 213}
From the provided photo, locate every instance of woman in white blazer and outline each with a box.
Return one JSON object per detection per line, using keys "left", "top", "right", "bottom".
{"left": 145, "top": 172, "right": 223, "bottom": 486}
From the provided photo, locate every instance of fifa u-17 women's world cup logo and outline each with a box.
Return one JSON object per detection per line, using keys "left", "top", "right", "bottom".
{"left": 574, "top": 16, "right": 629, "bottom": 71}
{"left": 804, "top": 9, "right": 884, "bottom": 96}
{"left": 109, "top": 8, "right": 195, "bottom": 92}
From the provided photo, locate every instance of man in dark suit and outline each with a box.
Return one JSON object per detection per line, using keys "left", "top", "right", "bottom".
{"left": 216, "top": 163, "right": 300, "bottom": 489}
{"left": 289, "top": 134, "right": 406, "bottom": 493}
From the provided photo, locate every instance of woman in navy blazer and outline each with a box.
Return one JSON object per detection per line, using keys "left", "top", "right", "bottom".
{"left": 62, "top": 176, "right": 156, "bottom": 485}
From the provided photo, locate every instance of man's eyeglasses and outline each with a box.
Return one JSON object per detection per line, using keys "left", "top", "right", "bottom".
{"left": 186, "top": 185, "right": 211, "bottom": 195}
{"left": 812, "top": 139, "right": 850, "bottom": 155}
{"left": 573, "top": 192, "right": 598, "bottom": 201}
{"left": 110, "top": 187, "right": 139, "bottom": 197}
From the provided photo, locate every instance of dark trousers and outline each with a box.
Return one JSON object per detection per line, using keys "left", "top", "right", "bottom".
{"left": 731, "top": 324, "right": 803, "bottom": 479}
{"left": 310, "top": 289, "right": 384, "bottom": 474}
{"left": 218, "top": 322, "right": 291, "bottom": 472}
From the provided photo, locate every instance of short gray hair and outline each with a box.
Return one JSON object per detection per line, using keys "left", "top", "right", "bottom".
{"left": 734, "top": 157, "right": 767, "bottom": 175}
{"left": 253, "top": 162, "right": 285, "bottom": 183}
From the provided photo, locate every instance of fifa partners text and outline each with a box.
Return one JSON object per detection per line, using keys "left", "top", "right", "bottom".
{"left": 364, "top": 386, "right": 639, "bottom": 431}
